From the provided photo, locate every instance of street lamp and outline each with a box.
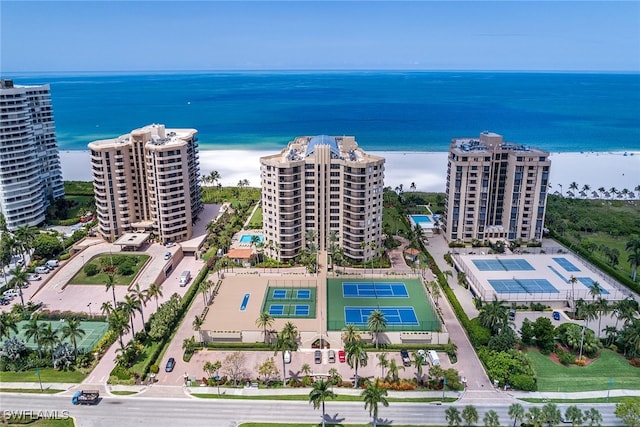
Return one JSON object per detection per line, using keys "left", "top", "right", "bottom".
{"left": 87, "top": 302, "right": 92, "bottom": 318}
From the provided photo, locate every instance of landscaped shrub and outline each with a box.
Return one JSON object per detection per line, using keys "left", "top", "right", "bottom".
{"left": 110, "top": 364, "right": 134, "bottom": 381}
{"left": 84, "top": 263, "right": 99, "bottom": 276}
{"left": 555, "top": 347, "right": 575, "bottom": 365}
{"left": 117, "top": 261, "right": 134, "bottom": 276}
{"left": 509, "top": 373, "right": 536, "bottom": 391}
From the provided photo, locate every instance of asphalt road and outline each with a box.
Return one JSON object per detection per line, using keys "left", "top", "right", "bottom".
{"left": 1, "top": 393, "right": 626, "bottom": 426}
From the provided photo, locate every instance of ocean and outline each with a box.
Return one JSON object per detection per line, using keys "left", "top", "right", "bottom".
{"left": 5, "top": 71, "right": 640, "bottom": 153}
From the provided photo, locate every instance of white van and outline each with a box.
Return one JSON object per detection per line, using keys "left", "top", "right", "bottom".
{"left": 179, "top": 271, "right": 191, "bottom": 287}
{"left": 46, "top": 260, "right": 59, "bottom": 269}
{"left": 428, "top": 350, "right": 440, "bottom": 366}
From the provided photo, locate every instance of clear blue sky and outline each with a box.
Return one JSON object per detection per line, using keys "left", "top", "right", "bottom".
{"left": 2, "top": 1, "right": 639, "bottom": 72}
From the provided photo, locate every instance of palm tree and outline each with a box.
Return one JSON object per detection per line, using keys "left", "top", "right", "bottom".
{"left": 0, "top": 312, "right": 18, "bottom": 340}
{"left": 122, "top": 294, "right": 140, "bottom": 336}
{"left": 588, "top": 281, "right": 602, "bottom": 301}
{"left": 273, "top": 331, "right": 297, "bottom": 386}
{"left": 376, "top": 352, "right": 389, "bottom": 378}
{"left": 341, "top": 323, "right": 361, "bottom": 345}
{"left": 131, "top": 283, "right": 148, "bottom": 326}
{"left": 367, "top": 309, "right": 387, "bottom": 349}
{"left": 462, "top": 404, "right": 479, "bottom": 426}
{"left": 568, "top": 275, "right": 578, "bottom": 318}
{"left": 412, "top": 351, "right": 424, "bottom": 384}
{"left": 345, "top": 340, "right": 368, "bottom": 387}
{"left": 100, "top": 301, "right": 113, "bottom": 317}
{"left": 23, "top": 316, "right": 46, "bottom": 358}
{"left": 108, "top": 308, "right": 130, "bottom": 350}
{"left": 508, "top": 403, "right": 526, "bottom": 427}
{"left": 147, "top": 283, "right": 163, "bottom": 310}
{"left": 60, "top": 318, "right": 86, "bottom": 357}
{"left": 527, "top": 407, "right": 544, "bottom": 427}
{"left": 193, "top": 315, "right": 204, "bottom": 347}
{"left": 208, "top": 170, "right": 220, "bottom": 187}
{"left": 104, "top": 274, "right": 118, "bottom": 306}
{"left": 478, "top": 295, "right": 509, "bottom": 334}
{"left": 40, "top": 323, "right": 59, "bottom": 361}
{"left": 255, "top": 312, "right": 275, "bottom": 344}
{"left": 281, "top": 321, "right": 299, "bottom": 343}
{"left": 583, "top": 408, "right": 602, "bottom": 426}
{"left": 386, "top": 358, "right": 404, "bottom": 383}
{"left": 8, "top": 265, "right": 29, "bottom": 307}
{"left": 626, "top": 246, "right": 640, "bottom": 283}
{"left": 13, "top": 225, "right": 37, "bottom": 260}
{"left": 594, "top": 297, "right": 609, "bottom": 338}
{"left": 308, "top": 379, "right": 336, "bottom": 427}
{"left": 541, "top": 403, "right": 562, "bottom": 426}
{"left": 446, "top": 406, "right": 463, "bottom": 427}
{"left": 483, "top": 410, "right": 501, "bottom": 427}
{"left": 361, "top": 379, "right": 389, "bottom": 427}
{"left": 564, "top": 405, "right": 584, "bottom": 427}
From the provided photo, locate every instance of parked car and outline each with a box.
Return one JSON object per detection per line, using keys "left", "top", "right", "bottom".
{"left": 165, "top": 357, "right": 176, "bottom": 372}
{"left": 283, "top": 350, "right": 291, "bottom": 364}
{"left": 27, "top": 273, "right": 41, "bottom": 282}
{"left": 314, "top": 350, "right": 322, "bottom": 364}
{"left": 328, "top": 349, "right": 335, "bottom": 363}
{"left": 164, "top": 252, "right": 172, "bottom": 260}
{"left": 165, "top": 242, "right": 176, "bottom": 248}
{"left": 400, "top": 349, "right": 411, "bottom": 367}
{"left": 45, "top": 260, "right": 59, "bottom": 269}
{"left": 553, "top": 311, "right": 561, "bottom": 321}
{"left": 35, "top": 266, "right": 50, "bottom": 274}
{"left": 0, "top": 297, "right": 10, "bottom": 305}
{"left": 338, "top": 349, "right": 345, "bottom": 363}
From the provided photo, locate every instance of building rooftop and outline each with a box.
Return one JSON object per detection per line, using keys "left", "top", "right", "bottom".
{"left": 89, "top": 124, "right": 195, "bottom": 149}
{"left": 272, "top": 135, "right": 380, "bottom": 163}
{"left": 451, "top": 131, "right": 548, "bottom": 155}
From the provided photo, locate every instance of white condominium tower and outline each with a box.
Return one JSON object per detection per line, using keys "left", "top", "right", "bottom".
{"left": 443, "top": 131, "right": 551, "bottom": 243}
{"left": 0, "top": 79, "right": 65, "bottom": 230}
{"left": 88, "top": 124, "right": 202, "bottom": 243}
{"left": 260, "top": 135, "right": 385, "bottom": 262}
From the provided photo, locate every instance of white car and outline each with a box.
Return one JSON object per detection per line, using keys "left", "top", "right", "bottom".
{"left": 27, "top": 273, "right": 41, "bottom": 281}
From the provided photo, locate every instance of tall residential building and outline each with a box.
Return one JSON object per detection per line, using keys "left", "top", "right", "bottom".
{"left": 88, "top": 124, "right": 202, "bottom": 243}
{"left": 0, "top": 79, "right": 65, "bottom": 230}
{"left": 260, "top": 135, "right": 385, "bottom": 262}
{"left": 442, "top": 131, "right": 550, "bottom": 243}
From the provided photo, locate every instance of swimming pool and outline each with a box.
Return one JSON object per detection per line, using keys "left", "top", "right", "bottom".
{"left": 239, "top": 234, "right": 264, "bottom": 244}
{"left": 410, "top": 215, "right": 432, "bottom": 223}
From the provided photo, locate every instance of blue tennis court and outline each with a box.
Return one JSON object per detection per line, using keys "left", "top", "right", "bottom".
{"left": 269, "top": 304, "right": 284, "bottom": 315}
{"left": 344, "top": 307, "right": 419, "bottom": 326}
{"left": 553, "top": 257, "right": 581, "bottom": 272}
{"left": 489, "top": 278, "right": 559, "bottom": 294}
{"left": 268, "top": 304, "right": 311, "bottom": 316}
{"left": 472, "top": 259, "right": 535, "bottom": 271}
{"left": 342, "top": 282, "right": 409, "bottom": 298}
{"left": 272, "top": 289, "right": 287, "bottom": 299}
{"left": 577, "top": 277, "right": 610, "bottom": 294}
{"left": 548, "top": 265, "right": 568, "bottom": 282}
{"left": 296, "top": 289, "right": 311, "bottom": 299}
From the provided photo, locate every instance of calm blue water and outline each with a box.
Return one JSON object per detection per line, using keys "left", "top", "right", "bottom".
{"left": 5, "top": 71, "right": 639, "bottom": 152}
{"left": 239, "top": 234, "right": 264, "bottom": 243}
{"left": 411, "top": 215, "right": 432, "bottom": 223}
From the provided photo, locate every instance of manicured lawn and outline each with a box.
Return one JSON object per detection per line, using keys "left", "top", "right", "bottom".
{"left": 522, "top": 396, "right": 632, "bottom": 404}
{"left": 240, "top": 424, "right": 430, "bottom": 427}
{"left": 68, "top": 254, "right": 150, "bottom": 286}
{"left": 527, "top": 349, "right": 640, "bottom": 392}
{"left": 64, "top": 181, "right": 94, "bottom": 196}
{"left": 247, "top": 206, "right": 263, "bottom": 229}
{"left": 192, "top": 393, "right": 454, "bottom": 403}
{"left": 66, "top": 195, "right": 95, "bottom": 218}
{"left": 0, "top": 367, "right": 86, "bottom": 383}
{"left": 0, "top": 388, "right": 64, "bottom": 394}
{"left": 129, "top": 340, "right": 163, "bottom": 376}
{"left": 110, "top": 391, "right": 138, "bottom": 395}
{"left": 3, "top": 418, "right": 75, "bottom": 426}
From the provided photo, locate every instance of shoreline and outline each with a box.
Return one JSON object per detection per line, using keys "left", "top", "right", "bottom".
{"left": 60, "top": 149, "right": 640, "bottom": 195}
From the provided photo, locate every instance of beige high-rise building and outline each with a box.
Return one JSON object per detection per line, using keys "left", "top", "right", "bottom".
{"left": 260, "top": 135, "right": 385, "bottom": 262}
{"left": 88, "top": 124, "right": 202, "bottom": 243}
{"left": 0, "top": 80, "right": 65, "bottom": 230}
{"left": 442, "top": 131, "right": 550, "bottom": 243}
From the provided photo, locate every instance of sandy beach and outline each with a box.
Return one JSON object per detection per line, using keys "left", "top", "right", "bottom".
{"left": 60, "top": 149, "right": 640, "bottom": 195}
